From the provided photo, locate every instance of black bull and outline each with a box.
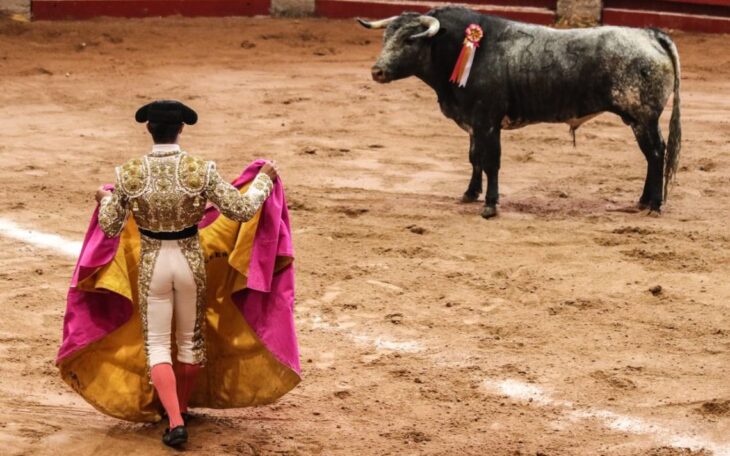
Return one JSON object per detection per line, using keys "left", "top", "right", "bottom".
{"left": 358, "top": 6, "right": 681, "bottom": 218}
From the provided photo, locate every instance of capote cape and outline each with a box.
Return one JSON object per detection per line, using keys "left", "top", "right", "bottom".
{"left": 56, "top": 160, "right": 300, "bottom": 422}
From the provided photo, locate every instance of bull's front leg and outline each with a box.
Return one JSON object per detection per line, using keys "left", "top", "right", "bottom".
{"left": 476, "top": 128, "right": 501, "bottom": 219}
{"left": 462, "top": 135, "right": 483, "bottom": 203}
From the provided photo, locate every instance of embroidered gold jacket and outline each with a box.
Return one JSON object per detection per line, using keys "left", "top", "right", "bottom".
{"left": 98, "top": 150, "right": 273, "bottom": 237}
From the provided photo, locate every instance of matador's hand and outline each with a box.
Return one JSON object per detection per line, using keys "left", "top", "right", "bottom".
{"left": 95, "top": 186, "right": 112, "bottom": 203}
{"left": 260, "top": 161, "right": 279, "bottom": 181}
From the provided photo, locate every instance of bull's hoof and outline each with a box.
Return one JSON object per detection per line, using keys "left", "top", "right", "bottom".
{"left": 461, "top": 192, "right": 481, "bottom": 203}
{"left": 481, "top": 205, "right": 498, "bottom": 219}
{"left": 637, "top": 199, "right": 661, "bottom": 216}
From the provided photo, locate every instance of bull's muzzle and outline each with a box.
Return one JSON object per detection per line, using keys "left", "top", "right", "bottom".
{"left": 371, "top": 66, "right": 389, "bottom": 83}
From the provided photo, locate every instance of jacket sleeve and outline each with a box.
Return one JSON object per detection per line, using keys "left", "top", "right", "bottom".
{"left": 98, "top": 190, "right": 129, "bottom": 238}
{"left": 203, "top": 165, "right": 273, "bottom": 223}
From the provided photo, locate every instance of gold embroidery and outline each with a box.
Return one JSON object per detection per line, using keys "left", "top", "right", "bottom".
{"left": 178, "top": 155, "right": 208, "bottom": 194}
{"left": 177, "top": 234, "right": 207, "bottom": 365}
{"left": 204, "top": 171, "right": 272, "bottom": 223}
{"left": 115, "top": 152, "right": 210, "bottom": 233}
{"left": 118, "top": 158, "right": 149, "bottom": 197}
{"left": 98, "top": 192, "right": 128, "bottom": 237}
{"left": 138, "top": 234, "right": 162, "bottom": 381}
{"left": 155, "top": 178, "right": 172, "bottom": 192}
{"left": 106, "top": 152, "right": 272, "bottom": 236}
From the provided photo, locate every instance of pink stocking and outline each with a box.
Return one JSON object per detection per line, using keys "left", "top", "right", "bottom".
{"left": 151, "top": 363, "right": 184, "bottom": 428}
{"left": 174, "top": 362, "right": 201, "bottom": 414}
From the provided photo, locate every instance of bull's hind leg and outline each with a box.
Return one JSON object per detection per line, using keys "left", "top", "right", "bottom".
{"left": 632, "top": 118, "right": 666, "bottom": 213}
{"left": 462, "top": 135, "right": 483, "bottom": 203}
{"left": 476, "top": 128, "right": 501, "bottom": 219}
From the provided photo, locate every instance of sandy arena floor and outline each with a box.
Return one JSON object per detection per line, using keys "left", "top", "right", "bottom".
{"left": 0, "top": 14, "right": 729, "bottom": 456}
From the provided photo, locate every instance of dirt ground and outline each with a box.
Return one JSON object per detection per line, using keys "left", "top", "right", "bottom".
{"left": 0, "top": 14, "right": 729, "bottom": 456}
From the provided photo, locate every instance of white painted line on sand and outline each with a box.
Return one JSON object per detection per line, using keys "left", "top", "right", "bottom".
{"left": 306, "top": 287, "right": 423, "bottom": 353}
{"left": 2, "top": 219, "right": 728, "bottom": 454}
{"left": 311, "top": 281, "right": 730, "bottom": 454}
{"left": 484, "top": 379, "right": 730, "bottom": 456}
{"left": 485, "top": 379, "right": 571, "bottom": 407}
{"left": 310, "top": 314, "right": 423, "bottom": 353}
{"left": 0, "top": 217, "right": 82, "bottom": 258}
{"left": 366, "top": 280, "right": 404, "bottom": 293}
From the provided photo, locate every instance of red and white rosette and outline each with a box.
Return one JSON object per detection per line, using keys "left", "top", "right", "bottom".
{"left": 449, "top": 24, "right": 484, "bottom": 87}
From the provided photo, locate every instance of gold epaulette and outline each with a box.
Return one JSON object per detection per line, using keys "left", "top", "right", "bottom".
{"left": 177, "top": 154, "right": 211, "bottom": 195}
{"left": 116, "top": 157, "right": 149, "bottom": 198}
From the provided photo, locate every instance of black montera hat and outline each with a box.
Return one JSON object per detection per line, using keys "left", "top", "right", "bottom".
{"left": 135, "top": 100, "right": 198, "bottom": 125}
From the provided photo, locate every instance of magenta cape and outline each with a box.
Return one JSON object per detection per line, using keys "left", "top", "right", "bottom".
{"left": 56, "top": 160, "right": 300, "bottom": 421}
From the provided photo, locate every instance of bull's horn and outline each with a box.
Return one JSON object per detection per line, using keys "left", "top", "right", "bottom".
{"left": 356, "top": 16, "right": 398, "bottom": 29}
{"left": 410, "top": 15, "right": 440, "bottom": 39}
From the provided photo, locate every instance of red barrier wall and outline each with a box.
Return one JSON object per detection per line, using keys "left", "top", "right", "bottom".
{"left": 29, "top": 0, "right": 730, "bottom": 33}
{"left": 314, "top": 0, "right": 556, "bottom": 25}
{"left": 32, "top": 0, "right": 270, "bottom": 19}
{"left": 603, "top": 0, "right": 730, "bottom": 33}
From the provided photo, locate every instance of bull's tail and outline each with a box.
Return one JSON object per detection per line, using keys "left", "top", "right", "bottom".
{"left": 655, "top": 30, "right": 682, "bottom": 201}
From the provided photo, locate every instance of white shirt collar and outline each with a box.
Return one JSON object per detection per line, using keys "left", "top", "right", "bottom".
{"left": 151, "top": 143, "right": 181, "bottom": 153}
{"left": 150, "top": 143, "right": 181, "bottom": 157}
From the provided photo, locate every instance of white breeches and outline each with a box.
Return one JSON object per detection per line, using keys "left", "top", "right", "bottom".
{"left": 146, "top": 240, "right": 198, "bottom": 367}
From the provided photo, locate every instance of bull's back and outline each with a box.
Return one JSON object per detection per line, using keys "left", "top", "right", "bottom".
{"left": 495, "top": 24, "right": 672, "bottom": 123}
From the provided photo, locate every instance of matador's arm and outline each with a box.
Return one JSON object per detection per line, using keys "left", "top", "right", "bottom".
{"left": 98, "top": 187, "right": 129, "bottom": 238}
{"left": 204, "top": 165, "right": 273, "bottom": 222}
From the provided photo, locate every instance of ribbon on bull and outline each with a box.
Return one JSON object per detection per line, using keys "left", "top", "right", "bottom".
{"left": 449, "top": 24, "right": 484, "bottom": 87}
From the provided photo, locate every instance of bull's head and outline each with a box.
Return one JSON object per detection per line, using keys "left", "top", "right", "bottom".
{"left": 357, "top": 13, "right": 441, "bottom": 83}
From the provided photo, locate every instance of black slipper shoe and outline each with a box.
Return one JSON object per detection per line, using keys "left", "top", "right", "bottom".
{"left": 162, "top": 425, "right": 188, "bottom": 447}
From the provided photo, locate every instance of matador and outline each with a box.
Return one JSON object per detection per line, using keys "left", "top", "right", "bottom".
{"left": 94, "top": 100, "right": 280, "bottom": 447}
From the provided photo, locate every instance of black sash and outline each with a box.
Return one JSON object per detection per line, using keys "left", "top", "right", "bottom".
{"left": 138, "top": 225, "right": 198, "bottom": 240}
